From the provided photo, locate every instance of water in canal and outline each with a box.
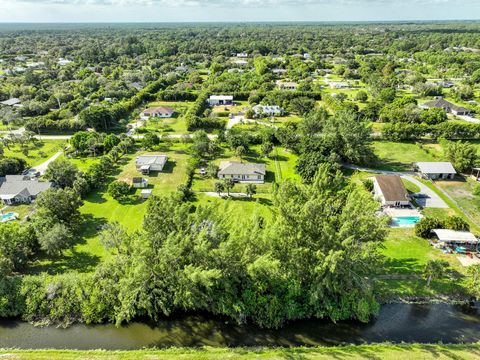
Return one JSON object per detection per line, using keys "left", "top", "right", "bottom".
{"left": 0, "top": 303, "right": 479, "bottom": 350}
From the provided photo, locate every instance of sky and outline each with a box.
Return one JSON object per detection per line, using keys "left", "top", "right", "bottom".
{"left": 0, "top": 0, "right": 479, "bottom": 23}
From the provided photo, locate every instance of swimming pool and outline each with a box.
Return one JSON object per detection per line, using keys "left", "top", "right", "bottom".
{"left": 391, "top": 216, "right": 421, "bottom": 227}
{"left": 1, "top": 212, "right": 17, "bottom": 223}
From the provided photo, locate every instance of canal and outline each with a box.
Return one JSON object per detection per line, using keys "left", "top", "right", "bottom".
{"left": 0, "top": 303, "right": 479, "bottom": 350}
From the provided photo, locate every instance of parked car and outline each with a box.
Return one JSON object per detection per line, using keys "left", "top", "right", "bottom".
{"left": 199, "top": 168, "right": 207, "bottom": 176}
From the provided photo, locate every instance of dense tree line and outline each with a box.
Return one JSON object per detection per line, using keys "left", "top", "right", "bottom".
{"left": 0, "top": 165, "right": 387, "bottom": 327}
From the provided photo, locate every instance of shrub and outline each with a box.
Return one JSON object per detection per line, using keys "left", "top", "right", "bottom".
{"left": 444, "top": 216, "right": 470, "bottom": 231}
{"left": 414, "top": 217, "right": 443, "bottom": 238}
{"left": 362, "top": 179, "right": 374, "bottom": 192}
{"left": 108, "top": 181, "right": 131, "bottom": 201}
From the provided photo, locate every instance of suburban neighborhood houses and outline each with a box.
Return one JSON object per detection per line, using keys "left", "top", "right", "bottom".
{"left": 2, "top": 20, "right": 480, "bottom": 357}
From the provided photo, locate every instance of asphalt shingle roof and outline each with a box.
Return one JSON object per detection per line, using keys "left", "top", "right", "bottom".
{"left": 218, "top": 161, "right": 266, "bottom": 176}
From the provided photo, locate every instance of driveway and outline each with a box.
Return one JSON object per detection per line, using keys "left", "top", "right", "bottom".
{"left": 344, "top": 164, "right": 449, "bottom": 209}
{"left": 35, "top": 150, "right": 63, "bottom": 175}
{"left": 226, "top": 115, "right": 244, "bottom": 129}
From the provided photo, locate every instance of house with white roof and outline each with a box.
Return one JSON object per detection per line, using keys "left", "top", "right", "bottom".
{"left": 414, "top": 162, "right": 457, "bottom": 180}
{"left": 208, "top": 95, "right": 233, "bottom": 106}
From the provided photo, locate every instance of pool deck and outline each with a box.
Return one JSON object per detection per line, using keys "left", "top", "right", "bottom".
{"left": 383, "top": 208, "right": 422, "bottom": 218}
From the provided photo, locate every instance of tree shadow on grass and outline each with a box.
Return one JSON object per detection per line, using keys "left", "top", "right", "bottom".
{"left": 382, "top": 258, "right": 423, "bottom": 275}
{"left": 148, "top": 160, "right": 176, "bottom": 175}
{"left": 84, "top": 190, "right": 108, "bottom": 204}
{"left": 28, "top": 250, "right": 101, "bottom": 275}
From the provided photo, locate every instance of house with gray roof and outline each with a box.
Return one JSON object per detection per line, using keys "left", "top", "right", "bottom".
{"left": 420, "top": 96, "right": 471, "bottom": 116}
{"left": 414, "top": 162, "right": 457, "bottom": 180}
{"left": 218, "top": 161, "right": 266, "bottom": 183}
{"left": 135, "top": 155, "right": 168, "bottom": 175}
{"left": 0, "top": 175, "right": 52, "bottom": 205}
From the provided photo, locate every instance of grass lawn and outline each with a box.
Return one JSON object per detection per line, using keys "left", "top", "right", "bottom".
{"left": 402, "top": 178, "right": 421, "bottom": 193}
{"left": 62, "top": 155, "right": 99, "bottom": 172}
{"left": 3, "top": 344, "right": 480, "bottom": 360}
{"left": 377, "top": 228, "right": 468, "bottom": 299}
{"left": 372, "top": 141, "right": 444, "bottom": 171}
{"left": 435, "top": 178, "right": 480, "bottom": 229}
{"left": 418, "top": 178, "right": 480, "bottom": 233}
{"left": 211, "top": 101, "right": 248, "bottom": 114}
{"left": 29, "top": 144, "right": 191, "bottom": 275}
{"left": 4, "top": 139, "right": 66, "bottom": 167}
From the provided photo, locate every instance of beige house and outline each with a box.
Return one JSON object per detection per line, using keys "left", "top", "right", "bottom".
{"left": 140, "top": 106, "right": 175, "bottom": 120}
{"left": 218, "top": 161, "right": 266, "bottom": 183}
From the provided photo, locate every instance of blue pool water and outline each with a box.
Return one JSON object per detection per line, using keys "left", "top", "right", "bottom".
{"left": 1, "top": 212, "right": 16, "bottom": 222}
{"left": 391, "top": 216, "right": 421, "bottom": 227}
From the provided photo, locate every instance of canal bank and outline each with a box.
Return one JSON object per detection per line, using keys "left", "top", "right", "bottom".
{"left": 1, "top": 303, "right": 479, "bottom": 350}
{"left": 2, "top": 343, "right": 480, "bottom": 360}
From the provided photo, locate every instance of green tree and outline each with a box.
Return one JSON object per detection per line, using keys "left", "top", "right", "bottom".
{"left": 465, "top": 264, "right": 480, "bottom": 299}
{"left": 214, "top": 181, "right": 225, "bottom": 195}
{"left": 207, "top": 163, "right": 219, "bottom": 179}
{"left": 444, "top": 216, "right": 469, "bottom": 231}
{"left": 44, "top": 158, "right": 79, "bottom": 189}
{"left": 246, "top": 184, "right": 257, "bottom": 199}
{"left": 423, "top": 259, "right": 450, "bottom": 287}
{"left": 103, "top": 134, "right": 120, "bottom": 152}
{"left": 0, "top": 222, "right": 36, "bottom": 275}
{"left": 37, "top": 223, "right": 74, "bottom": 256}
{"left": 261, "top": 141, "right": 274, "bottom": 158}
{"left": 442, "top": 140, "right": 477, "bottom": 173}
{"left": 142, "top": 133, "right": 160, "bottom": 150}
{"left": 355, "top": 90, "right": 368, "bottom": 102}
{"left": 235, "top": 145, "right": 247, "bottom": 160}
{"left": 414, "top": 217, "right": 442, "bottom": 238}
{"left": 223, "top": 178, "right": 235, "bottom": 196}
{"left": 34, "top": 188, "right": 83, "bottom": 230}
{"left": 108, "top": 181, "right": 131, "bottom": 202}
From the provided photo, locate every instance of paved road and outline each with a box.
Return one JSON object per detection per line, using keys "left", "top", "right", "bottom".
{"left": 344, "top": 164, "right": 449, "bottom": 209}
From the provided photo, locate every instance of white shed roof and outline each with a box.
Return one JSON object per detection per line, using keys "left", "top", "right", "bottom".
{"left": 432, "top": 229, "right": 478, "bottom": 244}
{"left": 415, "top": 162, "right": 456, "bottom": 175}
{"left": 209, "top": 95, "right": 233, "bottom": 101}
